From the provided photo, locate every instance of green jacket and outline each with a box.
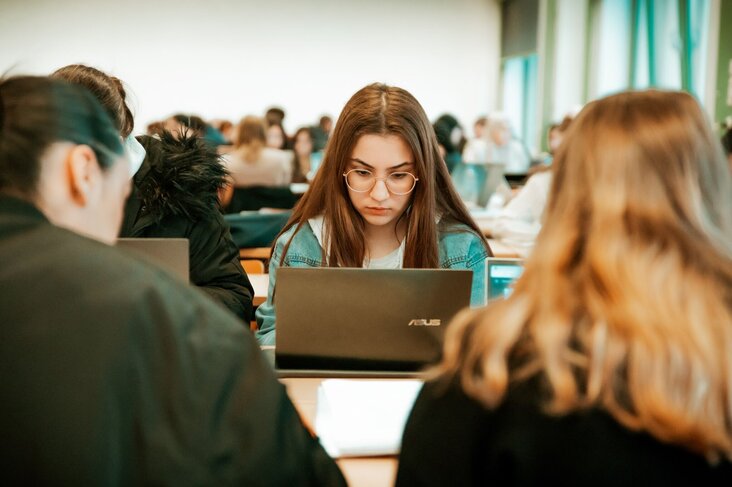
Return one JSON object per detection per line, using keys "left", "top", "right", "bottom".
{"left": 0, "top": 196, "right": 344, "bottom": 486}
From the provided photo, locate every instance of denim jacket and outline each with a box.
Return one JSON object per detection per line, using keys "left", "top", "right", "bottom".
{"left": 255, "top": 221, "right": 489, "bottom": 345}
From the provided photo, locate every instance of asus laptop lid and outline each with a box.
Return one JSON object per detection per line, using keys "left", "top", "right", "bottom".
{"left": 486, "top": 257, "right": 524, "bottom": 300}
{"left": 116, "top": 238, "right": 190, "bottom": 282}
{"left": 275, "top": 268, "right": 472, "bottom": 373}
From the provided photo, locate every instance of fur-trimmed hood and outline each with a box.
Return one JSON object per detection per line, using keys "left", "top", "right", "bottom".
{"left": 135, "top": 132, "right": 227, "bottom": 222}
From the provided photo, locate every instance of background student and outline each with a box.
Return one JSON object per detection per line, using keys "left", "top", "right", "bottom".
{"left": 0, "top": 75, "right": 344, "bottom": 484}
{"left": 52, "top": 64, "right": 254, "bottom": 321}
{"left": 224, "top": 115, "right": 293, "bottom": 187}
{"left": 290, "top": 126, "right": 315, "bottom": 183}
{"left": 486, "top": 115, "right": 574, "bottom": 253}
{"left": 396, "top": 90, "right": 732, "bottom": 486}
{"left": 255, "top": 83, "right": 492, "bottom": 346}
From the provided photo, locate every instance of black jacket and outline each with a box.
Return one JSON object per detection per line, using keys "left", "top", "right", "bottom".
{"left": 0, "top": 196, "right": 345, "bottom": 486}
{"left": 397, "top": 376, "right": 732, "bottom": 486}
{"left": 120, "top": 133, "right": 253, "bottom": 321}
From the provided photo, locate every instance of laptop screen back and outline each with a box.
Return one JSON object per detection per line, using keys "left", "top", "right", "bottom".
{"left": 275, "top": 268, "right": 472, "bottom": 372}
{"left": 487, "top": 258, "right": 524, "bottom": 300}
{"left": 452, "top": 162, "right": 507, "bottom": 207}
{"left": 116, "top": 238, "right": 190, "bottom": 282}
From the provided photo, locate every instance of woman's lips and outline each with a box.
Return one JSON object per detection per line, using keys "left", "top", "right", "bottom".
{"left": 364, "top": 207, "right": 390, "bottom": 215}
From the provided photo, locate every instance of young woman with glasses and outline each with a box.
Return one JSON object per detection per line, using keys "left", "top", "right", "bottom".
{"left": 255, "top": 83, "right": 492, "bottom": 345}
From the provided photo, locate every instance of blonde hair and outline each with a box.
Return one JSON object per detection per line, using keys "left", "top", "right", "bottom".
{"left": 438, "top": 90, "right": 732, "bottom": 461}
{"left": 235, "top": 115, "right": 266, "bottom": 163}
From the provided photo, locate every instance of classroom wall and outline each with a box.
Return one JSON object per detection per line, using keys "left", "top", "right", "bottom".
{"left": 0, "top": 0, "right": 501, "bottom": 135}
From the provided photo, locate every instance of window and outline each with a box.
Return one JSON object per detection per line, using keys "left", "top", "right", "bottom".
{"left": 588, "top": 0, "right": 711, "bottom": 101}
{"left": 500, "top": 55, "right": 539, "bottom": 156}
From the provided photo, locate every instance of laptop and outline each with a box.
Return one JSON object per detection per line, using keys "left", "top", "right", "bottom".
{"left": 274, "top": 268, "right": 472, "bottom": 377}
{"left": 486, "top": 257, "right": 524, "bottom": 300}
{"left": 116, "top": 238, "right": 190, "bottom": 282}
{"left": 452, "top": 162, "right": 507, "bottom": 207}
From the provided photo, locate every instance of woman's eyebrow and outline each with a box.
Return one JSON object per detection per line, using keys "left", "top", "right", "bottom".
{"left": 350, "top": 158, "right": 374, "bottom": 169}
{"left": 350, "top": 158, "right": 413, "bottom": 170}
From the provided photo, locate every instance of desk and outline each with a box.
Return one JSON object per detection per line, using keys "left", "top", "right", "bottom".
{"left": 250, "top": 273, "right": 269, "bottom": 307}
{"left": 280, "top": 377, "right": 400, "bottom": 487}
{"left": 239, "top": 247, "right": 271, "bottom": 260}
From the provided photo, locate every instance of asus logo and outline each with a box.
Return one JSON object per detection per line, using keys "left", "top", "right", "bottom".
{"left": 408, "top": 319, "right": 441, "bottom": 327}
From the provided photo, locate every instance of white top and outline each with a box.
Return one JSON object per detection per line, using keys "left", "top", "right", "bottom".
{"left": 364, "top": 240, "right": 405, "bottom": 269}
{"left": 462, "top": 138, "right": 489, "bottom": 164}
{"left": 308, "top": 216, "right": 405, "bottom": 268}
{"left": 462, "top": 137, "right": 531, "bottom": 173}
{"left": 224, "top": 147, "right": 292, "bottom": 187}
{"left": 490, "top": 170, "right": 553, "bottom": 247}
{"left": 487, "top": 139, "right": 531, "bottom": 173}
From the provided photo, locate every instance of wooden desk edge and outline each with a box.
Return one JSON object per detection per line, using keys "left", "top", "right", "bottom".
{"left": 239, "top": 247, "right": 271, "bottom": 259}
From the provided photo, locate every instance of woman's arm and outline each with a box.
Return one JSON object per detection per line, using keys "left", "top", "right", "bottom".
{"left": 255, "top": 234, "right": 287, "bottom": 346}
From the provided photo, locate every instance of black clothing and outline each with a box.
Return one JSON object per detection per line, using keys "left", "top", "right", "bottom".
{"left": 121, "top": 133, "right": 253, "bottom": 321}
{"left": 0, "top": 196, "right": 344, "bottom": 486}
{"left": 225, "top": 211, "right": 291, "bottom": 249}
{"left": 224, "top": 186, "right": 300, "bottom": 213}
{"left": 397, "top": 377, "right": 732, "bottom": 486}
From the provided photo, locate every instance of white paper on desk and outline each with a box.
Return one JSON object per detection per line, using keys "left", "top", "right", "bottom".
{"left": 315, "top": 379, "right": 423, "bottom": 458}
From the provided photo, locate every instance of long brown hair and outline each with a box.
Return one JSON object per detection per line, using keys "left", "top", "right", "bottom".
{"left": 438, "top": 90, "right": 732, "bottom": 461}
{"left": 291, "top": 127, "right": 312, "bottom": 183}
{"left": 276, "top": 83, "right": 488, "bottom": 267}
{"left": 235, "top": 115, "right": 266, "bottom": 163}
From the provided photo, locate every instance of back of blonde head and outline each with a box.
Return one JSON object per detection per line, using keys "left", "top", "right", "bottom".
{"left": 235, "top": 116, "right": 266, "bottom": 163}
{"left": 439, "top": 90, "right": 732, "bottom": 461}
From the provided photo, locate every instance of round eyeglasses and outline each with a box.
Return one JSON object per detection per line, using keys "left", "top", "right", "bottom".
{"left": 343, "top": 169, "right": 419, "bottom": 195}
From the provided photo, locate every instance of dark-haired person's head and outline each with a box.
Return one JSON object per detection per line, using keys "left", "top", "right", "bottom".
{"left": 0, "top": 76, "right": 129, "bottom": 243}
{"left": 319, "top": 115, "right": 332, "bottom": 133}
{"left": 163, "top": 113, "right": 207, "bottom": 138}
{"left": 433, "top": 113, "right": 465, "bottom": 155}
{"left": 265, "top": 107, "right": 285, "bottom": 127}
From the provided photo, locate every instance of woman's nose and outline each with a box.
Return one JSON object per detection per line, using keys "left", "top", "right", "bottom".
{"left": 369, "top": 178, "right": 390, "bottom": 201}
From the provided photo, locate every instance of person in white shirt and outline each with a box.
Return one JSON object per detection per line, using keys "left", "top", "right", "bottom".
{"left": 224, "top": 115, "right": 292, "bottom": 187}
{"left": 487, "top": 115, "right": 574, "bottom": 252}
{"left": 490, "top": 168, "right": 552, "bottom": 250}
{"left": 485, "top": 114, "right": 531, "bottom": 173}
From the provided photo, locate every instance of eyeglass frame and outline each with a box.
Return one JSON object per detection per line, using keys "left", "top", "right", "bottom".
{"left": 342, "top": 168, "right": 420, "bottom": 195}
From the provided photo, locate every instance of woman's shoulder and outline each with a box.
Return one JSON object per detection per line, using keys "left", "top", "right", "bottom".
{"left": 437, "top": 223, "right": 488, "bottom": 267}
{"left": 525, "top": 169, "right": 553, "bottom": 187}
{"left": 261, "top": 148, "right": 291, "bottom": 165}
{"left": 272, "top": 220, "right": 322, "bottom": 264}
{"left": 403, "top": 377, "right": 732, "bottom": 485}
{"left": 438, "top": 222, "right": 485, "bottom": 248}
